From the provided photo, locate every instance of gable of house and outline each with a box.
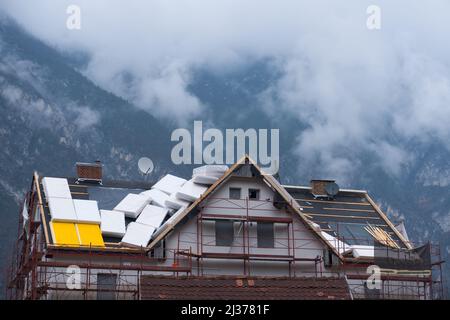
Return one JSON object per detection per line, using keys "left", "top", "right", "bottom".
{"left": 149, "top": 155, "right": 341, "bottom": 261}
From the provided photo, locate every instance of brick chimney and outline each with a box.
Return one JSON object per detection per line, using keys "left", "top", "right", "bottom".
{"left": 310, "top": 179, "right": 337, "bottom": 198}
{"left": 76, "top": 161, "right": 103, "bottom": 183}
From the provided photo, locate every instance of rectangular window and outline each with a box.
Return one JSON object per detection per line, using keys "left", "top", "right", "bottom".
{"left": 257, "top": 222, "right": 274, "bottom": 248}
{"left": 215, "top": 220, "right": 234, "bottom": 246}
{"left": 229, "top": 188, "right": 241, "bottom": 200}
{"left": 151, "top": 240, "right": 166, "bottom": 259}
{"left": 248, "top": 188, "right": 260, "bottom": 200}
{"left": 97, "top": 273, "right": 117, "bottom": 300}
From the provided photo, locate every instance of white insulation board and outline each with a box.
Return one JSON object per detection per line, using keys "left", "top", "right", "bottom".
{"left": 164, "top": 194, "right": 191, "bottom": 210}
{"left": 192, "top": 165, "right": 228, "bottom": 178}
{"left": 153, "top": 205, "right": 187, "bottom": 239}
{"left": 42, "top": 177, "right": 72, "bottom": 199}
{"left": 100, "top": 210, "right": 126, "bottom": 238}
{"left": 48, "top": 197, "right": 78, "bottom": 222}
{"left": 73, "top": 199, "right": 101, "bottom": 224}
{"left": 114, "top": 193, "right": 149, "bottom": 218}
{"left": 140, "top": 189, "right": 170, "bottom": 208}
{"left": 192, "top": 174, "right": 219, "bottom": 185}
{"left": 136, "top": 205, "right": 169, "bottom": 228}
{"left": 349, "top": 245, "right": 374, "bottom": 258}
{"left": 175, "top": 179, "right": 208, "bottom": 202}
{"left": 121, "top": 222, "right": 155, "bottom": 248}
{"left": 320, "top": 231, "right": 350, "bottom": 254}
{"left": 151, "top": 174, "right": 187, "bottom": 195}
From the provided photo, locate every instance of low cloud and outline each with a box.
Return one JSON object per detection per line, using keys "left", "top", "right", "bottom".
{"left": 0, "top": 55, "right": 101, "bottom": 132}
{"left": 2, "top": 0, "right": 450, "bottom": 180}
{"left": 71, "top": 104, "right": 101, "bottom": 130}
{"left": 0, "top": 77, "right": 100, "bottom": 133}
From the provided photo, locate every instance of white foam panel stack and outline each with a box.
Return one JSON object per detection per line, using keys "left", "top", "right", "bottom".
{"left": 42, "top": 177, "right": 78, "bottom": 222}
{"left": 121, "top": 222, "right": 155, "bottom": 248}
{"left": 42, "top": 177, "right": 72, "bottom": 200}
{"left": 192, "top": 175, "right": 219, "bottom": 185}
{"left": 139, "top": 166, "right": 226, "bottom": 240}
{"left": 140, "top": 189, "right": 170, "bottom": 208}
{"left": 192, "top": 165, "right": 228, "bottom": 185}
{"left": 73, "top": 199, "right": 101, "bottom": 224}
{"left": 192, "top": 165, "right": 228, "bottom": 177}
{"left": 100, "top": 210, "right": 126, "bottom": 238}
{"left": 114, "top": 193, "right": 149, "bottom": 218}
{"left": 136, "top": 205, "right": 169, "bottom": 229}
{"left": 175, "top": 179, "right": 208, "bottom": 202}
{"left": 47, "top": 197, "right": 78, "bottom": 222}
{"left": 152, "top": 205, "right": 188, "bottom": 239}
{"left": 164, "top": 193, "right": 190, "bottom": 210}
{"left": 151, "top": 174, "right": 187, "bottom": 195}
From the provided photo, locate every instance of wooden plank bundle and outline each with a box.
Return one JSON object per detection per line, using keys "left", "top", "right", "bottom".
{"left": 364, "top": 225, "right": 400, "bottom": 248}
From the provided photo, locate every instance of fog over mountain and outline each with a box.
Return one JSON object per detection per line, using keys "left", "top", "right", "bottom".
{"left": 3, "top": 0, "right": 450, "bottom": 180}
{"left": 0, "top": 1, "right": 449, "bottom": 294}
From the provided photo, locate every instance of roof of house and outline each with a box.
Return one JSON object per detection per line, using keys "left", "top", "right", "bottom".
{"left": 37, "top": 155, "right": 410, "bottom": 256}
{"left": 139, "top": 276, "right": 352, "bottom": 300}
{"left": 283, "top": 185, "right": 411, "bottom": 250}
{"left": 39, "top": 176, "right": 153, "bottom": 249}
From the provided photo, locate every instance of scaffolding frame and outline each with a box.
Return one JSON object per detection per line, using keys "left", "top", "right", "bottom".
{"left": 193, "top": 196, "right": 324, "bottom": 278}
{"left": 340, "top": 239, "right": 446, "bottom": 299}
{"left": 5, "top": 176, "right": 446, "bottom": 300}
{"left": 5, "top": 173, "right": 193, "bottom": 300}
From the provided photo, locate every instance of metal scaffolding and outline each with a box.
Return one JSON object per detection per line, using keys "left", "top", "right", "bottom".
{"left": 5, "top": 175, "right": 446, "bottom": 300}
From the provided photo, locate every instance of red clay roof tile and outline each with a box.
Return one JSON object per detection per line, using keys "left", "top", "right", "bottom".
{"left": 140, "top": 276, "right": 352, "bottom": 300}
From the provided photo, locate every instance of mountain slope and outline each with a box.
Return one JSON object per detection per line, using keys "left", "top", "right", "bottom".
{"left": 0, "top": 19, "right": 180, "bottom": 294}
{"left": 0, "top": 17, "right": 448, "bottom": 298}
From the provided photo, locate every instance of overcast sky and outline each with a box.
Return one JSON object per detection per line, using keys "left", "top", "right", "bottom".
{"left": 2, "top": 0, "right": 450, "bottom": 180}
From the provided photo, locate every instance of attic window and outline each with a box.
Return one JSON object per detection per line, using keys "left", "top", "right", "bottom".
{"left": 229, "top": 188, "right": 241, "bottom": 200}
{"left": 248, "top": 189, "right": 260, "bottom": 200}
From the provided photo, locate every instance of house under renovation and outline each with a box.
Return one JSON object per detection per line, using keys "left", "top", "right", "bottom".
{"left": 6, "top": 156, "right": 446, "bottom": 300}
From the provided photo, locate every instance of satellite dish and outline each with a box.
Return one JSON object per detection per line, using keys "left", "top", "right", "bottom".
{"left": 325, "top": 182, "right": 339, "bottom": 197}
{"left": 138, "top": 157, "right": 154, "bottom": 176}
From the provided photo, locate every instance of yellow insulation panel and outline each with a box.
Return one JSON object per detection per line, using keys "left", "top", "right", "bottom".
{"left": 77, "top": 223, "right": 105, "bottom": 247}
{"left": 50, "top": 222, "right": 80, "bottom": 246}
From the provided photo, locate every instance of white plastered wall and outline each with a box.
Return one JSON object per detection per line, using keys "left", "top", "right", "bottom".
{"left": 162, "top": 176, "right": 330, "bottom": 277}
